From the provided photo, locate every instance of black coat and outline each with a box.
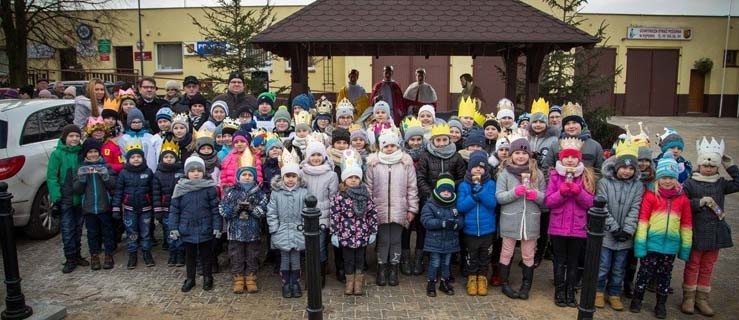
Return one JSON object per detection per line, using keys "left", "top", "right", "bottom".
{"left": 416, "top": 150, "right": 467, "bottom": 199}
{"left": 137, "top": 97, "right": 170, "bottom": 134}
{"left": 213, "top": 91, "right": 257, "bottom": 115}
{"left": 683, "top": 165, "right": 739, "bottom": 251}
{"left": 152, "top": 162, "right": 184, "bottom": 211}
{"left": 73, "top": 159, "right": 116, "bottom": 215}
{"left": 261, "top": 157, "right": 281, "bottom": 195}
{"left": 112, "top": 163, "right": 154, "bottom": 212}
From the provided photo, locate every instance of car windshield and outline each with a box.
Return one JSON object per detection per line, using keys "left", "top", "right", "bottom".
{"left": 0, "top": 119, "right": 6, "bottom": 149}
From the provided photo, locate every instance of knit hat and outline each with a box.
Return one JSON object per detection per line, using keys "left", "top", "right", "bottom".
{"left": 418, "top": 105, "right": 435, "bottom": 119}
{"left": 232, "top": 130, "right": 249, "bottom": 144}
{"left": 210, "top": 100, "right": 229, "bottom": 117}
{"left": 657, "top": 128, "right": 684, "bottom": 152}
{"left": 81, "top": 138, "right": 102, "bottom": 156}
{"left": 63, "top": 86, "right": 77, "bottom": 97}
{"left": 448, "top": 119, "right": 464, "bottom": 132}
{"left": 464, "top": 129, "right": 485, "bottom": 148}
{"left": 497, "top": 108, "right": 514, "bottom": 120}
{"left": 272, "top": 105, "right": 291, "bottom": 124}
{"left": 495, "top": 138, "right": 510, "bottom": 151}
{"left": 468, "top": 150, "right": 488, "bottom": 171}
{"left": 614, "top": 154, "right": 638, "bottom": 171}
{"left": 126, "top": 107, "right": 145, "bottom": 128}
{"left": 549, "top": 105, "right": 562, "bottom": 115}
{"left": 183, "top": 75, "right": 199, "bottom": 86}
{"left": 265, "top": 137, "right": 284, "bottom": 153}
{"left": 257, "top": 92, "right": 275, "bottom": 107}
{"left": 281, "top": 163, "right": 301, "bottom": 177}
{"left": 350, "top": 127, "right": 369, "bottom": 144}
{"left": 518, "top": 113, "right": 531, "bottom": 124}
{"left": 483, "top": 117, "right": 501, "bottom": 132}
{"left": 236, "top": 166, "right": 258, "bottom": 182}
{"left": 638, "top": 146, "right": 653, "bottom": 161}
{"left": 156, "top": 107, "right": 173, "bottom": 122}
{"left": 165, "top": 80, "right": 180, "bottom": 91}
{"left": 196, "top": 135, "right": 215, "bottom": 153}
{"left": 340, "top": 149, "right": 363, "bottom": 181}
{"left": 378, "top": 130, "right": 400, "bottom": 149}
{"left": 292, "top": 93, "right": 312, "bottom": 112}
{"left": 184, "top": 156, "right": 206, "bottom": 173}
{"left": 373, "top": 101, "right": 390, "bottom": 116}
{"left": 188, "top": 93, "right": 208, "bottom": 108}
{"left": 558, "top": 137, "right": 584, "bottom": 161}
{"left": 305, "top": 141, "right": 327, "bottom": 159}
{"left": 509, "top": 137, "right": 531, "bottom": 156}
{"left": 655, "top": 153, "right": 679, "bottom": 180}
{"left": 228, "top": 71, "right": 244, "bottom": 83}
{"left": 433, "top": 175, "right": 456, "bottom": 204}
{"left": 696, "top": 137, "right": 725, "bottom": 167}
{"left": 332, "top": 127, "right": 351, "bottom": 145}
{"left": 61, "top": 124, "right": 82, "bottom": 144}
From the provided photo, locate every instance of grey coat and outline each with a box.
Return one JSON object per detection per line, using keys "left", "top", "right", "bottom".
{"left": 495, "top": 168, "right": 546, "bottom": 240}
{"left": 301, "top": 167, "right": 339, "bottom": 227}
{"left": 596, "top": 157, "right": 645, "bottom": 250}
{"left": 267, "top": 176, "right": 310, "bottom": 251}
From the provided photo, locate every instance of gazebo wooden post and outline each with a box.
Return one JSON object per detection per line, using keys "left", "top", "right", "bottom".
{"left": 524, "top": 46, "right": 548, "bottom": 109}
{"left": 504, "top": 49, "right": 519, "bottom": 105}
{"left": 289, "top": 44, "right": 310, "bottom": 102}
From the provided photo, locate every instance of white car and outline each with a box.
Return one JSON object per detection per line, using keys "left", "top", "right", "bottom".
{"left": 0, "top": 99, "right": 76, "bottom": 239}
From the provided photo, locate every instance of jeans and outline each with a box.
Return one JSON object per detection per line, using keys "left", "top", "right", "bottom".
{"left": 597, "top": 247, "right": 630, "bottom": 296}
{"left": 229, "top": 240, "right": 261, "bottom": 275}
{"left": 85, "top": 212, "right": 115, "bottom": 256}
{"left": 123, "top": 210, "right": 153, "bottom": 253}
{"left": 60, "top": 206, "right": 83, "bottom": 259}
{"left": 280, "top": 249, "right": 302, "bottom": 271}
{"left": 427, "top": 252, "right": 452, "bottom": 282}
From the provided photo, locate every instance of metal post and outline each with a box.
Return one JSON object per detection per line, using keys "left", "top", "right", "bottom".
{"left": 0, "top": 182, "right": 33, "bottom": 320}
{"left": 137, "top": 0, "right": 145, "bottom": 77}
{"left": 300, "top": 196, "right": 323, "bottom": 320}
{"left": 577, "top": 197, "right": 608, "bottom": 320}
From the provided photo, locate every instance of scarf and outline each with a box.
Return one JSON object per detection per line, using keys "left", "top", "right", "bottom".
{"left": 640, "top": 167, "right": 655, "bottom": 184}
{"left": 177, "top": 133, "right": 192, "bottom": 150}
{"left": 505, "top": 163, "right": 530, "bottom": 181}
{"left": 378, "top": 149, "right": 403, "bottom": 165}
{"left": 690, "top": 172, "right": 720, "bottom": 183}
{"left": 238, "top": 181, "right": 256, "bottom": 192}
{"left": 198, "top": 152, "right": 221, "bottom": 174}
{"left": 157, "top": 162, "right": 181, "bottom": 173}
{"left": 125, "top": 128, "right": 149, "bottom": 138}
{"left": 658, "top": 186, "right": 682, "bottom": 199}
{"left": 345, "top": 185, "right": 370, "bottom": 217}
{"left": 301, "top": 161, "right": 333, "bottom": 176}
{"left": 402, "top": 141, "right": 426, "bottom": 162}
{"left": 426, "top": 141, "right": 457, "bottom": 159}
{"left": 328, "top": 147, "right": 344, "bottom": 166}
{"left": 554, "top": 161, "right": 585, "bottom": 178}
{"left": 124, "top": 162, "right": 147, "bottom": 173}
{"left": 190, "top": 113, "right": 205, "bottom": 129}
{"left": 291, "top": 136, "right": 307, "bottom": 153}
{"left": 172, "top": 178, "right": 217, "bottom": 199}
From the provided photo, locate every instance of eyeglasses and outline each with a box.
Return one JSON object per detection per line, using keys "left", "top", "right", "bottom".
{"left": 141, "top": 85, "right": 156, "bottom": 90}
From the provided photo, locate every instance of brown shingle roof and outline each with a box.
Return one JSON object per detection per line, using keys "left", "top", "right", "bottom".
{"left": 253, "top": 0, "right": 599, "bottom": 56}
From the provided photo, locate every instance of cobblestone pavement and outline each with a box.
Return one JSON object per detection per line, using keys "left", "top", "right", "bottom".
{"left": 2, "top": 117, "right": 739, "bottom": 320}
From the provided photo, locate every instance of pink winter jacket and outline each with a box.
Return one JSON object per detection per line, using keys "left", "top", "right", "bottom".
{"left": 365, "top": 152, "right": 419, "bottom": 228}
{"left": 220, "top": 148, "right": 242, "bottom": 189}
{"left": 545, "top": 171, "right": 594, "bottom": 239}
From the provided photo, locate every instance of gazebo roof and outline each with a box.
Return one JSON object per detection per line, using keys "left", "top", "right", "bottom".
{"left": 252, "top": 0, "right": 599, "bottom": 57}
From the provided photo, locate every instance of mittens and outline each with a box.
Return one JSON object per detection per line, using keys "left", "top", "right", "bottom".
{"left": 526, "top": 189, "right": 538, "bottom": 201}
{"left": 369, "top": 234, "right": 376, "bottom": 245}
{"left": 213, "top": 230, "right": 222, "bottom": 239}
{"left": 169, "top": 230, "right": 180, "bottom": 241}
{"left": 331, "top": 234, "right": 339, "bottom": 247}
{"left": 559, "top": 183, "right": 571, "bottom": 197}
{"left": 569, "top": 182, "right": 582, "bottom": 196}
{"left": 700, "top": 196, "right": 717, "bottom": 208}
{"left": 472, "top": 184, "right": 483, "bottom": 194}
{"left": 723, "top": 155, "right": 735, "bottom": 168}
{"left": 514, "top": 185, "right": 527, "bottom": 197}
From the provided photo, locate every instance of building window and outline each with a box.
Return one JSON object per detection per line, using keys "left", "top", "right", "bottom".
{"left": 156, "top": 43, "right": 183, "bottom": 72}
{"left": 285, "top": 57, "right": 317, "bottom": 72}
{"left": 725, "top": 50, "right": 738, "bottom": 67}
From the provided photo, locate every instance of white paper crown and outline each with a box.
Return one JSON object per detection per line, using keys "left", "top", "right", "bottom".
{"left": 696, "top": 136, "right": 725, "bottom": 157}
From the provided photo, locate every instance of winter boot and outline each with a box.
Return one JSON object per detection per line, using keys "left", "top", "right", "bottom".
{"left": 518, "top": 264, "right": 534, "bottom": 300}
{"left": 245, "top": 273, "right": 259, "bottom": 293}
{"left": 127, "top": 252, "right": 137, "bottom": 270}
{"left": 290, "top": 270, "right": 302, "bottom": 298}
{"left": 176, "top": 251, "right": 186, "bottom": 267}
{"left": 594, "top": 292, "right": 606, "bottom": 308}
{"left": 388, "top": 263, "right": 400, "bottom": 286}
{"left": 426, "top": 280, "right": 437, "bottom": 297}
{"left": 400, "top": 250, "right": 412, "bottom": 275}
{"left": 90, "top": 254, "right": 101, "bottom": 271}
{"left": 489, "top": 264, "right": 502, "bottom": 287}
{"left": 608, "top": 295, "right": 624, "bottom": 311}
{"left": 477, "top": 275, "right": 488, "bottom": 296}
{"left": 499, "top": 263, "right": 519, "bottom": 299}
{"left": 629, "top": 289, "right": 644, "bottom": 313}
{"left": 376, "top": 263, "right": 387, "bottom": 286}
{"left": 334, "top": 246, "right": 346, "bottom": 283}
{"left": 62, "top": 259, "right": 77, "bottom": 274}
{"left": 344, "top": 273, "right": 355, "bottom": 295}
{"left": 75, "top": 255, "right": 90, "bottom": 266}
{"left": 466, "top": 275, "right": 478, "bottom": 296}
{"left": 566, "top": 283, "right": 578, "bottom": 307}
{"left": 167, "top": 252, "right": 177, "bottom": 267}
{"left": 233, "top": 275, "right": 245, "bottom": 294}
{"left": 412, "top": 253, "right": 424, "bottom": 275}
{"left": 280, "top": 270, "right": 292, "bottom": 298}
{"left": 203, "top": 276, "right": 214, "bottom": 291}
{"left": 142, "top": 251, "right": 155, "bottom": 267}
{"left": 353, "top": 272, "right": 364, "bottom": 296}
{"left": 439, "top": 279, "right": 455, "bottom": 296}
{"left": 181, "top": 278, "right": 195, "bottom": 292}
{"left": 554, "top": 263, "right": 567, "bottom": 307}
{"left": 103, "top": 254, "right": 114, "bottom": 270}
{"left": 654, "top": 293, "right": 667, "bottom": 319}
{"left": 695, "top": 289, "right": 715, "bottom": 317}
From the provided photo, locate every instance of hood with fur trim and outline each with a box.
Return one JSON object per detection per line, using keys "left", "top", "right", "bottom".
{"left": 270, "top": 174, "right": 308, "bottom": 192}
{"left": 601, "top": 156, "right": 641, "bottom": 182}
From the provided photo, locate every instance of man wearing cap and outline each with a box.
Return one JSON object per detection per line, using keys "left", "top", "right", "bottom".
{"left": 370, "top": 66, "right": 406, "bottom": 126}
{"left": 174, "top": 75, "right": 208, "bottom": 114}
{"left": 213, "top": 71, "right": 258, "bottom": 120}
{"left": 403, "top": 68, "right": 438, "bottom": 116}
{"left": 137, "top": 77, "right": 171, "bottom": 134}
{"left": 33, "top": 78, "right": 50, "bottom": 98}
{"left": 336, "top": 69, "right": 370, "bottom": 119}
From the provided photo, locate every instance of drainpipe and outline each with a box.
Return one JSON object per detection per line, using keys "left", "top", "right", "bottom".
{"left": 719, "top": 0, "right": 733, "bottom": 118}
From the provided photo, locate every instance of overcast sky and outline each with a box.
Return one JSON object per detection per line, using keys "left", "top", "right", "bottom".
{"left": 112, "top": 0, "right": 738, "bottom": 16}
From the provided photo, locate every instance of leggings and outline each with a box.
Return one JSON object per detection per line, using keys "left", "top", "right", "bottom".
{"left": 280, "top": 249, "right": 301, "bottom": 271}
{"left": 342, "top": 246, "right": 367, "bottom": 274}
{"left": 551, "top": 236, "right": 586, "bottom": 285}
{"left": 683, "top": 249, "right": 720, "bottom": 290}
{"left": 499, "top": 237, "right": 536, "bottom": 267}
{"left": 634, "top": 252, "right": 676, "bottom": 297}
{"left": 185, "top": 241, "right": 213, "bottom": 280}
{"left": 377, "top": 223, "right": 403, "bottom": 264}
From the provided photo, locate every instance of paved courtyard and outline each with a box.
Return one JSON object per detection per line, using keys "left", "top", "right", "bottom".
{"left": 2, "top": 116, "right": 739, "bottom": 320}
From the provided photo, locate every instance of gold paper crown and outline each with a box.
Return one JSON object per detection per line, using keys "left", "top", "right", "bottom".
{"left": 506, "top": 128, "right": 529, "bottom": 143}
{"left": 615, "top": 139, "right": 639, "bottom": 158}
{"left": 458, "top": 97, "right": 478, "bottom": 119}
{"left": 561, "top": 102, "right": 583, "bottom": 119}
{"left": 161, "top": 137, "right": 180, "bottom": 157}
{"left": 473, "top": 111, "right": 486, "bottom": 126}
{"left": 279, "top": 146, "right": 300, "bottom": 168}
{"left": 172, "top": 113, "right": 189, "bottom": 126}
{"left": 239, "top": 144, "right": 255, "bottom": 168}
{"left": 306, "top": 131, "right": 327, "bottom": 145}
{"left": 294, "top": 109, "right": 312, "bottom": 127}
{"left": 485, "top": 112, "right": 498, "bottom": 121}
{"left": 625, "top": 121, "right": 650, "bottom": 147}
{"left": 317, "top": 97, "right": 333, "bottom": 114}
{"left": 222, "top": 117, "right": 240, "bottom": 131}
{"left": 348, "top": 123, "right": 363, "bottom": 134}
{"left": 103, "top": 97, "right": 120, "bottom": 112}
{"left": 530, "top": 98, "right": 549, "bottom": 116}
{"left": 193, "top": 125, "right": 214, "bottom": 141}
{"left": 560, "top": 136, "right": 585, "bottom": 151}
{"left": 696, "top": 136, "right": 725, "bottom": 157}
{"left": 337, "top": 98, "right": 354, "bottom": 110}
{"left": 430, "top": 123, "right": 451, "bottom": 137}
{"left": 124, "top": 138, "right": 143, "bottom": 153}
{"left": 401, "top": 116, "right": 423, "bottom": 132}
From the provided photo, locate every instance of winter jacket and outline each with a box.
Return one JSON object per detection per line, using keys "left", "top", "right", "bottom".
{"left": 47, "top": 139, "right": 81, "bottom": 208}
{"left": 102, "top": 139, "right": 124, "bottom": 173}
{"left": 168, "top": 183, "right": 221, "bottom": 244}
{"left": 545, "top": 169, "right": 595, "bottom": 239}
{"left": 213, "top": 91, "right": 257, "bottom": 116}
{"left": 261, "top": 157, "right": 281, "bottom": 195}
{"left": 137, "top": 97, "right": 171, "bottom": 134}
{"left": 152, "top": 162, "right": 184, "bottom": 214}
{"left": 302, "top": 166, "right": 339, "bottom": 227}
{"left": 421, "top": 199, "right": 465, "bottom": 254}
{"left": 634, "top": 189, "right": 692, "bottom": 261}
{"left": 416, "top": 151, "right": 467, "bottom": 200}
{"left": 112, "top": 163, "right": 154, "bottom": 212}
{"left": 267, "top": 176, "right": 309, "bottom": 251}
{"left": 220, "top": 148, "right": 243, "bottom": 188}
{"left": 73, "top": 158, "right": 116, "bottom": 215}
{"left": 457, "top": 179, "right": 498, "bottom": 237}
{"left": 220, "top": 182, "right": 268, "bottom": 242}
{"left": 683, "top": 165, "right": 739, "bottom": 251}
{"left": 117, "top": 130, "right": 158, "bottom": 171}
{"left": 495, "top": 168, "right": 546, "bottom": 240}
{"left": 365, "top": 153, "right": 419, "bottom": 228}
{"left": 330, "top": 191, "right": 379, "bottom": 248}
{"left": 217, "top": 145, "right": 232, "bottom": 161}
{"left": 596, "top": 157, "right": 645, "bottom": 250}
{"left": 528, "top": 128, "right": 558, "bottom": 168}
{"left": 73, "top": 96, "right": 102, "bottom": 129}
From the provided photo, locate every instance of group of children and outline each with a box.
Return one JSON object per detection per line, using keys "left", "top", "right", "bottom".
{"left": 47, "top": 83, "right": 737, "bottom": 318}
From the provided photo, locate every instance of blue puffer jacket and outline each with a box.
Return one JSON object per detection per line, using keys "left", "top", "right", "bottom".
{"left": 457, "top": 179, "right": 497, "bottom": 237}
{"left": 220, "top": 182, "right": 268, "bottom": 242}
{"left": 112, "top": 163, "right": 154, "bottom": 212}
{"left": 421, "top": 198, "right": 465, "bottom": 254}
{"left": 73, "top": 158, "right": 116, "bottom": 215}
{"left": 152, "top": 162, "right": 184, "bottom": 213}
{"left": 169, "top": 184, "right": 221, "bottom": 244}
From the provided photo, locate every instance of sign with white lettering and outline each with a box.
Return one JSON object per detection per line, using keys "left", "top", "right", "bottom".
{"left": 627, "top": 26, "right": 692, "bottom": 40}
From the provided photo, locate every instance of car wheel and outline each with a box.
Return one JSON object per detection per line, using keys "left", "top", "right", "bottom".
{"left": 23, "top": 184, "right": 60, "bottom": 240}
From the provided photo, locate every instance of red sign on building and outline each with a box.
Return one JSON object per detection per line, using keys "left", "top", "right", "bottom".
{"left": 134, "top": 51, "right": 152, "bottom": 61}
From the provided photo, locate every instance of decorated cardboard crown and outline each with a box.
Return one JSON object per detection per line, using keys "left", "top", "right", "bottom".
{"left": 124, "top": 137, "right": 144, "bottom": 155}
{"left": 172, "top": 113, "right": 189, "bottom": 127}
{"left": 279, "top": 145, "right": 300, "bottom": 168}
{"left": 530, "top": 97, "right": 549, "bottom": 116}
{"left": 561, "top": 102, "right": 583, "bottom": 119}
{"left": 615, "top": 139, "right": 639, "bottom": 158}
{"left": 337, "top": 98, "right": 354, "bottom": 110}
{"left": 222, "top": 117, "right": 240, "bottom": 132}
{"left": 401, "top": 116, "right": 423, "bottom": 132}
{"left": 103, "top": 97, "right": 120, "bottom": 112}
{"left": 497, "top": 98, "right": 515, "bottom": 111}
{"left": 294, "top": 109, "right": 313, "bottom": 128}
{"left": 341, "top": 149, "right": 362, "bottom": 171}
{"left": 193, "top": 125, "right": 214, "bottom": 141}
{"left": 84, "top": 116, "right": 108, "bottom": 136}
{"left": 625, "top": 121, "right": 650, "bottom": 147}
{"left": 430, "top": 123, "right": 451, "bottom": 137}
{"left": 316, "top": 96, "right": 333, "bottom": 114}
{"left": 239, "top": 143, "right": 255, "bottom": 168}
{"left": 161, "top": 136, "right": 180, "bottom": 157}
{"left": 696, "top": 136, "right": 725, "bottom": 157}
{"left": 117, "top": 88, "right": 136, "bottom": 102}
{"left": 560, "top": 136, "right": 585, "bottom": 152}
{"left": 458, "top": 97, "right": 486, "bottom": 125}
{"left": 506, "top": 127, "right": 529, "bottom": 143}
{"left": 485, "top": 112, "right": 498, "bottom": 122}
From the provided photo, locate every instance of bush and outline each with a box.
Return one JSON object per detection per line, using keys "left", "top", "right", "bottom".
{"left": 584, "top": 107, "right": 624, "bottom": 148}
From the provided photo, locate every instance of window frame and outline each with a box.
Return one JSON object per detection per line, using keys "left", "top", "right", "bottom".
{"left": 155, "top": 42, "right": 184, "bottom": 74}
{"left": 21, "top": 104, "right": 74, "bottom": 145}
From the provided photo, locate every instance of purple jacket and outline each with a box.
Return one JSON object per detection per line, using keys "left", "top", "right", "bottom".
{"left": 545, "top": 171, "right": 594, "bottom": 239}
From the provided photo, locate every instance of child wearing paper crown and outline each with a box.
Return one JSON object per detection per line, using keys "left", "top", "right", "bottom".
{"left": 654, "top": 128, "right": 692, "bottom": 183}
{"left": 152, "top": 138, "right": 185, "bottom": 267}
{"left": 330, "top": 150, "right": 378, "bottom": 296}
{"left": 421, "top": 175, "right": 464, "bottom": 297}
{"left": 630, "top": 153, "right": 693, "bottom": 319}
{"left": 594, "top": 140, "right": 645, "bottom": 311}
{"left": 545, "top": 137, "right": 596, "bottom": 307}
{"left": 680, "top": 137, "right": 739, "bottom": 316}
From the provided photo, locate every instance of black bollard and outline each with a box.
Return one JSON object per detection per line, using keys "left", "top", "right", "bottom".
{"left": 300, "top": 195, "right": 323, "bottom": 320}
{"left": 577, "top": 196, "right": 608, "bottom": 320}
{"left": 0, "top": 182, "right": 33, "bottom": 320}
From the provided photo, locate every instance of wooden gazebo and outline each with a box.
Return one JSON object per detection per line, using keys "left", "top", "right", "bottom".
{"left": 252, "top": 0, "right": 599, "bottom": 110}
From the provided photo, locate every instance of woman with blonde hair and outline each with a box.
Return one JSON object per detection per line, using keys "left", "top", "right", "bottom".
{"left": 73, "top": 79, "right": 109, "bottom": 128}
